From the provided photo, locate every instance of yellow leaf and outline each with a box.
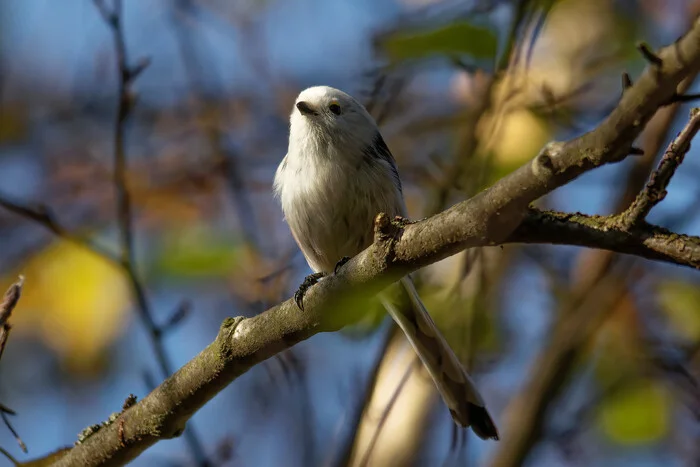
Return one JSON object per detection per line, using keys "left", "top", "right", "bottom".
{"left": 9, "top": 241, "right": 130, "bottom": 374}
{"left": 481, "top": 109, "right": 551, "bottom": 168}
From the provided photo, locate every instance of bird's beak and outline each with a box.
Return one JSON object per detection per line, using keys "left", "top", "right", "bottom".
{"left": 296, "top": 101, "right": 317, "bottom": 116}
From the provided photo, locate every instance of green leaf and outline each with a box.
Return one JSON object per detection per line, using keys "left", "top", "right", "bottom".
{"left": 598, "top": 380, "right": 669, "bottom": 445}
{"left": 153, "top": 227, "right": 241, "bottom": 278}
{"left": 657, "top": 280, "right": 700, "bottom": 342}
{"left": 382, "top": 21, "right": 498, "bottom": 62}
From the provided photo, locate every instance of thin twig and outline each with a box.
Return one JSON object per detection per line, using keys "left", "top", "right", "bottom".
{"left": 430, "top": 0, "right": 538, "bottom": 215}
{"left": 0, "top": 277, "right": 27, "bottom": 453}
{"left": 160, "top": 300, "right": 192, "bottom": 334}
{"left": 496, "top": 0, "right": 533, "bottom": 72}
{"left": 363, "top": 69, "right": 388, "bottom": 116}
{"left": 169, "top": 0, "right": 261, "bottom": 249}
{"left": 490, "top": 65, "right": 700, "bottom": 467}
{"left": 622, "top": 72, "right": 633, "bottom": 91}
{"left": 622, "top": 108, "right": 700, "bottom": 228}
{"left": 0, "top": 276, "right": 23, "bottom": 328}
{"left": 638, "top": 42, "right": 663, "bottom": 68}
{"left": 0, "top": 411, "right": 26, "bottom": 454}
{"left": 0, "top": 446, "right": 19, "bottom": 466}
{"left": 0, "top": 276, "right": 23, "bottom": 364}
{"left": 0, "top": 195, "right": 115, "bottom": 259}
{"left": 94, "top": 0, "right": 172, "bottom": 381}
{"left": 93, "top": 1, "right": 210, "bottom": 465}
{"left": 373, "top": 76, "right": 408, "bottom": 126}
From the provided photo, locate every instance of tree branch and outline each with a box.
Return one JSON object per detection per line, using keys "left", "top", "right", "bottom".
{"left": 511, "top": 105, "right": 700, "bottom": 268}
{"left": 509, "top": 208, "right": 700, "bottom": 268}
{"left": 0, "top": 276, "right": 27, "bottom": 457}
{"left": 621, "top": 108, "right": 700, "bottom": 228}
{"left": 488, "top": 26, "right": 700, "bottom": 467}
{"left": 488, "top": 68, "right": 700, "bottom": 467}
{"left": 14, "top": 16, "right": 700, "bottom": 467}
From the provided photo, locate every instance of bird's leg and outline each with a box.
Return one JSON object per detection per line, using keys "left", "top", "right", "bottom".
{"left": 294, "top": 256, "right": 352, "bottom": 310}
{"left": 294, "top": 272, "right": 326, "bottom": 310}
{"left": 334, "top": 256, "right": 351, "bottom": 274}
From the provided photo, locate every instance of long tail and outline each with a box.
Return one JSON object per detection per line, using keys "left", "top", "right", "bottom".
{"left": 379, "top": 276, "right": 499, "bottom": 440}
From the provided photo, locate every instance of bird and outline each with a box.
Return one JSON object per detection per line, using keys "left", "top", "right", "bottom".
{"left": 273, "top": 85, "right": 498, "bottom": 440}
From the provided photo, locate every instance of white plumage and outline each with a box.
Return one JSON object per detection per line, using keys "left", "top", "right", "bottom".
{"left": 274, "top": 86, "right": 498, "bottom": 440}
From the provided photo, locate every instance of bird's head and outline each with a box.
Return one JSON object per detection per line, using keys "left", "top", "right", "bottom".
{"left": 289, "top": 86, "right": 378, "bottom": 153}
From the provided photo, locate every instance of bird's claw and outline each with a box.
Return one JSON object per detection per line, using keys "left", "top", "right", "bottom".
{"left": 334, "top": 256, "right": 351, "bottom": 275}
{"left": 294, "top": 272, "right": 325, "bottom": 310}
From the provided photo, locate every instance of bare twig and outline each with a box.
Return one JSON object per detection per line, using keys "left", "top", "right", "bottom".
{"left": 0, "top": 276, "right": 23, "bottom": 370}
{"left": 496, "top": 0, "right": 533, "bottom": 72}
{"left": 0, "top": 446, "right": 19, "bottom": 466}
{"left": 169, "top": 0, "right": 261, "bottom": 249}
{"left": 94, "top": 0, "right": 167, "bottom": 381}
{"left": 667, "top": 92, "right": 700, "bottom": 104}
{"left": 0, "top": 410, "right": 26, "bottom": 455}
{"left": 0, "top": 277, "right": 27, "bottom": 454}
{"left": 622, "top": 108, "right": 700, "bottom": 228}
{"left": 0, "top": 196, "right": 114, "bottom": 259}
{"left": 622, "top": 72, "right": 633, "bottom": 91}
{"left": 510, "top": 208, "right": 700, "bottom": 268}
{"left": 638, "top": 42, "right": 663, "bottom": 68}
{"left": 373, "top": 76, "right": 408, "bottom": 127}
{"left": 489, "top": 69, "right": 700, "bottom": 467}
{"left": 362, "top": 69, "right": 388, "bottom": 116}
{"left": 160, "top": 300, "right": 192, "bottom": 334}
{"left": 93, "top": 1, "right": 210, "bottom": 464}
{"left": 0, "top": 276, "right": 23, "bottom": 328}
{"left": 618, "top": 73, "right": 700, "bottom": 209}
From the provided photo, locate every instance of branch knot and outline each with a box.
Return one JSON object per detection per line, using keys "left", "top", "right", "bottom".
{"left": 531, "top": 141, "right": 564, "bottom": 179}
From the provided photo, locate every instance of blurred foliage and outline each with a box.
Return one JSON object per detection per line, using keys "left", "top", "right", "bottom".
{"left": 482, "top": 108, "right": 552, "bottom": 181}
{"left": 598, "top": 379, "right": 671, "bottom": 445}
{"left": 6, "top": 241, "right": 129, "bottom": 375}
{"left": 593, "top": 291, "right": 644, "bottom": 384}
{"left": 153, "top": 225, "right": 242, "bottom": 278}
{"left": 657, "top": 280, "right": 700, "bottom": 343}
{"left": 421, "top": 280, "right": 499, "bottom": 355}
{"left": 488, "top": 110, "right": 551, "bottom": 165}
{"left": 0, "top": 104, "right": 29, "bottom": 143}
{"left": 380, "top": 21, "right": 498, "bottom": 63}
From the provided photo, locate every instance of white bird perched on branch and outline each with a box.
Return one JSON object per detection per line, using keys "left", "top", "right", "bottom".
{"left": 274, "top": 85, "right": 498, "bottom": 440}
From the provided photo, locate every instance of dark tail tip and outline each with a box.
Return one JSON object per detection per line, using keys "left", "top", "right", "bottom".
{"left": 467, "top": 404, "right": 499, "bottom": 440}
{"left": 451, "top": 404, "right": 499, "bottom": 441}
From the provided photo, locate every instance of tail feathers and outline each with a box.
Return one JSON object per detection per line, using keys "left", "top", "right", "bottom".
{"left": 446, "top": 402, "right": 498, "bottom": 440}
{"left": 379, "top": 277, "right": 499, "bottom": 441}
{"left": 466, "top": 404, "right": 499, "bottom": 440}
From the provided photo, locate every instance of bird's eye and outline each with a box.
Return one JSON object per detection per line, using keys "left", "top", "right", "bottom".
{"left": 329, "top": 102, "right": 342, "bottom": 115}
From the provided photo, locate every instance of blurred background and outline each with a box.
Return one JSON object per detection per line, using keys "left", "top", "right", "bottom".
{"left": 1, "top": 0, "right": 700, "bottom": 466}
